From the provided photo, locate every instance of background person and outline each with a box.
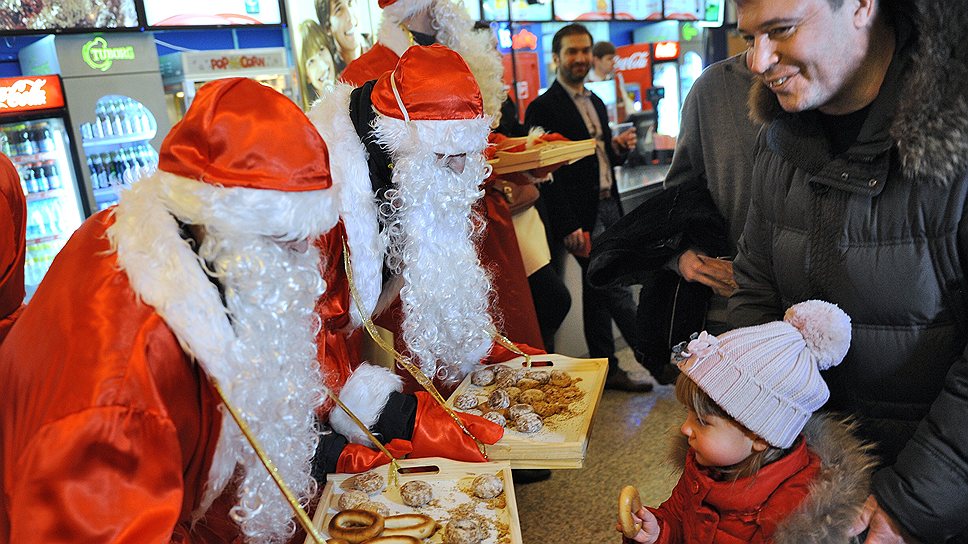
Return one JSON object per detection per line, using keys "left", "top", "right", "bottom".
{"left": 586, "top": 40, "right": 616, "bottom": 82}
{"left": 728, "top": 0, "right": 968, "bottom": 541}
{"left": 524, "top": 23, "right": 647, "bottom": 392}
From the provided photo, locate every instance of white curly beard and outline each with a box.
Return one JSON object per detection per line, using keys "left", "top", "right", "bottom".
{"left": 195, "top": 230, "right": 326, "bottom": 544}
{"left": 376, "top": 140, "right": 495, "bottom": 383}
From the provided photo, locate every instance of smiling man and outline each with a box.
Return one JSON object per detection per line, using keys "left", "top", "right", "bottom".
{"left": 727, "top": 0, "right": 968, "bottom": 542}
{"left": 524, "top": 23, "right": 647, "bottom": 392}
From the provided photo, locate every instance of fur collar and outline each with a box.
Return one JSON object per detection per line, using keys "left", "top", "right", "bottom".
{"left": 668, "top": 414, "right": 876, "bottom": 543}
{"left": 307, "top": 83, "right": 384, "bottom": 325}
{"left": 750, "top": 0, "right": 968, "bottom": 184}
{"left": 375, "top": 0, "right": 507, "bottom": 122}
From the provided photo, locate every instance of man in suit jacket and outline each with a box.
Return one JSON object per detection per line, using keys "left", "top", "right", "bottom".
{"left": 525, "top": 23, "right": 649, "bottom": 392}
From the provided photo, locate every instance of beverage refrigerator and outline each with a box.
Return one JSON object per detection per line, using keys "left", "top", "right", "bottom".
{"left": 0, "top": 75, "right": 85, "bottom": 301}
{"left": 18, "top": 33, "right": 171, "bottom": 213}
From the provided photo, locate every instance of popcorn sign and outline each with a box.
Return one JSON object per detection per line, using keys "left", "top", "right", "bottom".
{"left": 0, "top": 75, "right": 64, "bottom": 113}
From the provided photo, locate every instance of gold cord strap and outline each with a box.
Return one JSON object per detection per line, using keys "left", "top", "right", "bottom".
{"left": 211, "top": 380, "right": 325, "bottom": 544}
{"left": 341, "top": 240, "right": 487, "bottom": 458}
{"left": 324, "top": 389, "right": 401, "bottom": 489}
{"left": 490, "top": 329, "right": 532, "bottom": 368}
{"left": 401, "top": 24, "right": 416, "bottom": 47}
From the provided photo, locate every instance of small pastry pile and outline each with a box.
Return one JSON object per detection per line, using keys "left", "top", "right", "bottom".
{"left": 454, "top": 366, "right": 585, "bottom": 433}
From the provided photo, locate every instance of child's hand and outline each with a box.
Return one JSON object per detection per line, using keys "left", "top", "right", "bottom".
{"left": 615, "top": 508, "right": 660, "bottom": 543}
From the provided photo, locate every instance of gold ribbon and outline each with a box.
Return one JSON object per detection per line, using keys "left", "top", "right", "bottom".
{"left": 490, "top": 329, "right": 533, "bottom": 368}
{"left": 324, "top": 389, "right": 401, "bottom": 490}
{"left": 341, "top": 240, "right": 487, "bottom": 459}
{"left": 211, "top": 380, "right": 326, "bottom": 544}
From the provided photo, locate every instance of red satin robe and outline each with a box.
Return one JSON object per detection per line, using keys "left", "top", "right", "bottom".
{"left": 0, "top": 211, "right": 240, "bottom": 543}
{"left": 0, "top": 153, "right": 25, "bottom": 343}
{"left": 341, "top": 45, "right": 545, "bottom": 352}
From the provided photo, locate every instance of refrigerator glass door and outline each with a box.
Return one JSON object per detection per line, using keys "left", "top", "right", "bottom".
{"left": 2, "top": 117, "right": 84, "bottom": 300}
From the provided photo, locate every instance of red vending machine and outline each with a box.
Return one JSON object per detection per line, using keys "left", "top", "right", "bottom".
{"left": 0, "top": 75, "right": 85, "bottom": 301}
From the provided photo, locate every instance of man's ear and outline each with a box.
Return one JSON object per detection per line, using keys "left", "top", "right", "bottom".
{"left": 752, "top": 436, "right": 770, "bottom": 453}
{"left": 853, "top": 0, "right": 876, "bottom": 28}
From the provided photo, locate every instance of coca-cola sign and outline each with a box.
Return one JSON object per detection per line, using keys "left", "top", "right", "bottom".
{"left": 0, "top": 75, "right": 64, "bottom": 113}
{"left": 614, "top": 50, "right": 651, "bottom": 72}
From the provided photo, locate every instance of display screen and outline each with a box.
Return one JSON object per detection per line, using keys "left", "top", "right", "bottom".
{"left": 612, "top": 0, "right": 661, "bottom": 20}
{"left": 0, "top": 0, "right": 140, "bottom": 32}
{"left": 663, "top": 0, "right": 702, "bottom": 21}
{"left": 482, "top": 0, "right": 552, "bottom": 22}
{"left": 142, "top": 0, "right": 283, "bottom": 27}
{"left": 553, "top": 0, "right": 612, "bottom": 21}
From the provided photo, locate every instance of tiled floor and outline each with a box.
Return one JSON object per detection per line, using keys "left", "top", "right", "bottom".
{"left": 514, "top": 348, "right": 685, "bottom": 543}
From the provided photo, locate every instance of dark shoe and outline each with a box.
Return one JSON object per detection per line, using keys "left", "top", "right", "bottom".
{"left": 604, "top": 370, "right": 654, "bottom": 392}
{"left": 512, "top": 469, "right": 552, "bottom": 484}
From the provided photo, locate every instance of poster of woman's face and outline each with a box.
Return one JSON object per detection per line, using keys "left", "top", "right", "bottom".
{"left": 287, "top": 0, "right": 378, "bottom": 110}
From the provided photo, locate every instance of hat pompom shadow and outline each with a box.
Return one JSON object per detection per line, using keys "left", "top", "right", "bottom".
{"left": 784, "top": 300, "right": 852, "bottom": 370}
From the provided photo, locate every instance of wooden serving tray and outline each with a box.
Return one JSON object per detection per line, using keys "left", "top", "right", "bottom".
{"left": 489, "top": 139, "right": 596, "bottom": 175}
{"left": 307, "top": 458, "right": 522, "bottom": 544}
{"left": 448, "top": 354, "right": 608, "bottom": 469}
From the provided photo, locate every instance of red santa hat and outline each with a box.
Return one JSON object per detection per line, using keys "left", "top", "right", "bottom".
{"left": 371, "top": 44, "right": 491, "bottom": 156}
{"left": 160, "top": 77, "right": 332, "bottom": 192}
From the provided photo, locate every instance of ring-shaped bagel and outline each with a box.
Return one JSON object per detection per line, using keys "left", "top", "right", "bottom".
{"left": 618, "top": 485, "right": 643, "bottom": 538}
{"left": 360, "top": 536, "right": 421, "bottom": 544}
{"left": 328, "top": 509, "right": 385, "bottom": 543}
{"left": 381, "top": 513, "right": 437, "bottom": 539}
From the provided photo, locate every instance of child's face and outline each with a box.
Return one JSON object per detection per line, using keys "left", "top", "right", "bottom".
{"left": 680, "top": 409, "right": 763, "bottom": 467}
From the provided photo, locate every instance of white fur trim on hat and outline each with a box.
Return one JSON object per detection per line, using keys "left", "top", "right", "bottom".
{"left": 329, "top": 363, "right": 404, "bottom": 444}
{"left": 678, "top": 300, "right": 852, "bottom": 448}
{"left": 372, "top": 114, "right": 492, "bottom": 157}
{"left": 308, "top": 83, "right": 385, "bottom": 325}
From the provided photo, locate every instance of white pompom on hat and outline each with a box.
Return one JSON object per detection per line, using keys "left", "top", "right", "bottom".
{"left": 677, "top": 300, "right": 852, "bottom": 448}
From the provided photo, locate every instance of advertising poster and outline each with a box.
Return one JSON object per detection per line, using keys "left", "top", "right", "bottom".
{"left": 553, "top": 0, "right": 612, "bottom": 21}
{"left": 142, "top": 0, "right": 283, "bottom": 26}
{"left": 483, "top": 0, "right": 552, "bottom": 22}
{"left": 0, "top": 0, "right": 139, "bottom": 32}
{"left": 287, "top": 0, "right": 378, "bottom": 109}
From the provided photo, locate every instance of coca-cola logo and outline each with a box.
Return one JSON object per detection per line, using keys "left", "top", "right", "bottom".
{"left": 0, "top": 79, "right": 48, "bottom": 109}
{"left": 614, "top": 51, "right": 650, "bottom": 72}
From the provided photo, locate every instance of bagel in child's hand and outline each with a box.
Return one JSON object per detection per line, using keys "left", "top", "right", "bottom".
{"left": 328, "top": 509, "right": 385, "bottom": 543}
{"left": 618, "top": 485, "right": 643, "bottom": 539}
{"left": 360, "top": 536, "right": 421, "bottom": 544}
{"left": 381, "top": 513, "right": 437, "bottom": 539}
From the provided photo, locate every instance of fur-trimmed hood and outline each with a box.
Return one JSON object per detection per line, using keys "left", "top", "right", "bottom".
{"left": 669, "top": 414, "right": 876, "bottom": 543}
{"left": 375, "top": 0, "right": 506, "bottom": 123}
{"left": 750, "top": 0, "right": 968, "bottom": 184}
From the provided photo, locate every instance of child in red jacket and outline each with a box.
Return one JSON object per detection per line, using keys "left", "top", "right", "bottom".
{"left": 619, "top": 300, "right": 873, "bottom": 544}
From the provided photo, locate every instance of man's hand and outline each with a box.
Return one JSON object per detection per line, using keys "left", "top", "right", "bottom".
{"left": 676, "top": 249, "right": 737, "bottom": 297}
{"left": 613, "top": 127, "right": 637, "bottom": 153}
{"left": 849, "top": 495, "right": 919, "bottom": 543}
{"left": 564, "top": 229, "right": 586, "bottom": 253}
{"left": 615, "top": 507, "right": 660, "bottom": 544}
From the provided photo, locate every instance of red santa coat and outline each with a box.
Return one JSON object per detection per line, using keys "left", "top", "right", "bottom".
{"left": 0, "top": 211, "right": 242, "bottom": 543}
{"left": 340, "top": 33, "right": 544, "bottom": 352}
{"left": 647, "top": 439, "right": 821, "bottom": 544}
{"left": 0, "top": 153, "right": 26, "bottom": 342}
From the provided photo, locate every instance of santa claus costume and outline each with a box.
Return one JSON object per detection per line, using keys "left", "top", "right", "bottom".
{"left": 339, "top": 0, "right": 545, "bottom": 352}
{"left": 311, "top": 45, "right": 524, "bottom": 422}
{"left": 2, "top": 78, "right": 347, "bottom": 543}
{"left": 0, "top": 152, "right": 25, "bottom": 342}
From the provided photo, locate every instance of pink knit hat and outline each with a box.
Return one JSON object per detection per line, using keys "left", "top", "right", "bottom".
{"left": 677, "top": 300, "right": 851, "bottom": 448}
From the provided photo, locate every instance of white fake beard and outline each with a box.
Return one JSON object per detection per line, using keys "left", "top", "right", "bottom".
{"left": 379, "top": 149, "right": 495, "bottom": 383}
{"left": 197, "top": 231, "right": 326, "bottom": 544}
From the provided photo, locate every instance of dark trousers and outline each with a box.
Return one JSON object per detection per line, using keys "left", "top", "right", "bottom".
{"left": 527, "top": 263, "right": 571, "bottom": 353}
{"left": 551, "top": 197, "right": 639, "bottom": 368}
